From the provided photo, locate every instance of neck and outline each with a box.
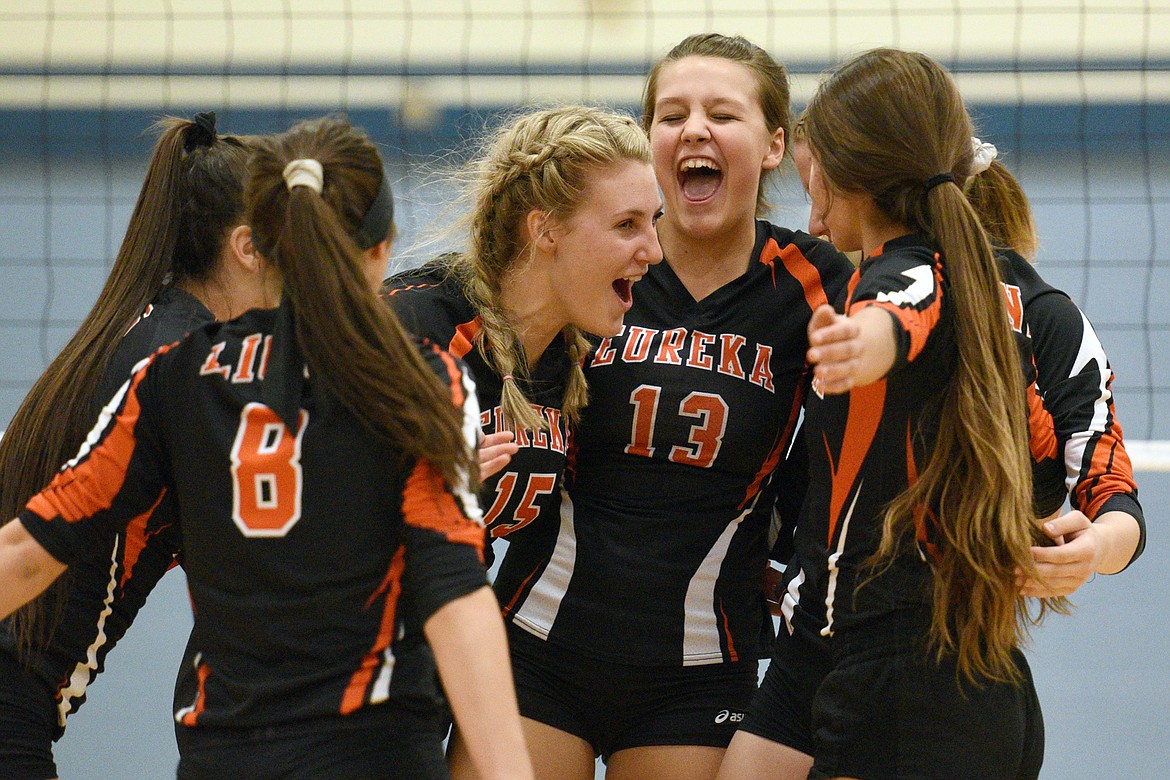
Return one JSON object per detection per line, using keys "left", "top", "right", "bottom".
{"left": 861, "top": 214, "right": 913, "bottom": 260}
{"left": 498, "top": 260, "right": 564, "bottom": 370}
{"left": 657, "top": 216, "right": 758, "bottom": 301}
{"left": 179, "top": 265, "right": 281, "bottom": 322}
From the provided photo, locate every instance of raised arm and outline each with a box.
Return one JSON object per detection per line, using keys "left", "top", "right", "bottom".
{"left": 806, "top": 303, "right": 898, "bottom": 394}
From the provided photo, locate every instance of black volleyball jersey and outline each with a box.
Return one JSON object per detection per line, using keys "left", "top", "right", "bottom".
{"left": 383, "top": 261, "right": 573, "bottom": 615}
{"left": 18, "top": 301, "right": 487, "bottom": 729}
{"left": 0, "top": 286, "right": 212, "bottom": 734}
{"left": 999, "top": 250, "right": 1145, "bottom": 562}
{"left": 782, "top": 234, "right": 953, "bottom": 641}
{"left": 517, "top": 222, "right": 853, "bottom": 666}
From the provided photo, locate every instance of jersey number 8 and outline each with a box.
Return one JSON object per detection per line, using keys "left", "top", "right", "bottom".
{"left": 230, "top": 402, "right": 308, "bottom": 537}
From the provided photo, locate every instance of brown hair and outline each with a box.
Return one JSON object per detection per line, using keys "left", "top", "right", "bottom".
{"left": 246, "top": 117, "right": 472, "bottom": 489}
{"left": 0, "top": 114, "right": 251, "bottom": 659}
{"left": 804, "top": 48, "right": 1062, "bottom": 683}
{"left": 642, "top": 32, "right": 790, "bottom": 215}
{"left": 964, "top": 158, "right": 1040, "bottom": 260}
{"left": 453, "top": 105, "right": 652, "bottom": 431}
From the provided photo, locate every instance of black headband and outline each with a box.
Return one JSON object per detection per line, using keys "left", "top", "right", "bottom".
{"left": 923, "top": 172, "right": 956, "bottom": 193}
{"left": 252, "top": 167, "right": 394, "bottom": 258}
{"left": 352, "top": 171, "right": 394, "bottom": 250}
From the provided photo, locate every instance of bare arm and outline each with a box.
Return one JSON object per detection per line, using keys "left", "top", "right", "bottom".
{"left": 0, "top": 517, "right": 67, "bottom": 619}
{"left": 425, "top": 585, "right": 534, "bottom": 780}
{"left": 806, "top": 304, "right": 898, "bottom": 393}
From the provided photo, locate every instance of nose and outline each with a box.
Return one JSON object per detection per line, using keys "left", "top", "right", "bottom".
{"left": 808, "top": 206, "right": 828, "bottom": 239}
{"left": 680, "top": 112, "right": 709, "bottom": 144}
{"left": 640, "top": 225, "right": 664, "bottom": 266}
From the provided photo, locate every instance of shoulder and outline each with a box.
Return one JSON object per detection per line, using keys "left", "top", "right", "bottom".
{"left": 416, "top": 339, "right": 473, "bottom": 408}
{"left": 382, "top": 257, "right": 477, "bottom": 346}
{"left": 754, "top": 221, "right": 855, "bottom": 290}
{"left": 997, "top": 249, "right": 1068, "bottom": 306}
{"left": 98, "top": 289, "right": 217, "bottom": 404}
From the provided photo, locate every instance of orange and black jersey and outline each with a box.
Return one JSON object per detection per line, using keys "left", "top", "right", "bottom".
{"left": 528, "top": 222, "right": 853, "bottom": 666}
{"left": 1001, "top": 250, "right": 1144, "bottom": 563}
{"left": 781, "top": 233, "right": 952, "bottom": 642}
{"left": 383, "top": 261, "right": 572, "bottom": 613}
{"left": 0, "top": 286, "right": 211, "bottom": 735}
{"left": 18, "top": 301, "right": 487, "bottom": 730}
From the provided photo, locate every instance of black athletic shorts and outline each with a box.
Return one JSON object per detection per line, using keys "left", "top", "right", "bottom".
{"left": 739, "top": 624, "right": 832, "bottom": 757}
{"left": 175, "top": 703, "right": 449, "bottom": 780}
{"left": 0, "top": 650, "right": 59, "bottom": 780}
{"left": 508, "top": 624, "right": 759, "bottom": 761}
{"left": 808, "top": 632, "right": 1044, "bottom": 780}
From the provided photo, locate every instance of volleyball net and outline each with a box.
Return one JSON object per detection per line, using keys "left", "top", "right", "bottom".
{"left": 0, "top": 1, "right": 1167, "bottom": 469}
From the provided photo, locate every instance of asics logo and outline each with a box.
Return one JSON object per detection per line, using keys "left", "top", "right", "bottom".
{"left": 714, "top": 709, "right": 745, "bottom": 724}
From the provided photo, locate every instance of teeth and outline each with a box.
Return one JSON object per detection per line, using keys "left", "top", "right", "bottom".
{"left": 679, "top": 158, "right": 720, "bottom": 173}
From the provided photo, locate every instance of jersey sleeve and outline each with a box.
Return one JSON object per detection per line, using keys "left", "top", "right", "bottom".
{"left": 1027, "top": 290, "right": 1145, "bottom": 567}
{"left": 800, "top": 231, "right": 857, "bottom": 307}
{"left": 400, "top": 344, "right": 488, "bottom": 623}
{"left": 381, "top": 260, "right": 469, "bottom": 352}
{"left": 849, "top": 251, "right": 945, "bottom": 370}
{"left": 19, "top": 350, "right": 172, "bottom": 566}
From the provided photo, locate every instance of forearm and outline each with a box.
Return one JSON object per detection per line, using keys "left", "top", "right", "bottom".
{"left": 425, "top": 586, "right": 534, "bottom": 780}
{"left": 0, "top": 517, "right": 67, "bottom": 619}
{"left": 1090, "top": 510, "right": 1142, "bottom": 575}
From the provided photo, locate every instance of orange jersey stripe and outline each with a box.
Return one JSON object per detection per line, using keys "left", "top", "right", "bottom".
{"left": 341, "top": 547, "right": 406, "bottom": 714}
{"left": 119, "top": 490, "right": 169, "bottom": 588}
{"left": 825, "top": 380, "right": 886, "bottom": 546}
{"left": 739, "top": 374, "right": 806, "bottom": 511}
{"left": 1076, "top": 423, "right": 1138, "bottom": 518}
{"left": 402, "top": 460, "right": 485, "bottom": 551}
{"left": 430, "top": 344, "right": 466, "bottom": 409}
{"left": 26, "top": 364, "right": 154, "bottom": 524}
{"left": 718, "top": 598, "right": 738, "bottom": 663}
{"left": 180, "top": 661, "right": 211, "bottom": 727}
{"left": 1027, "top": 381, "right": 1058, "bottom": 462}
{"left": 447, "top": 318, "right": 481, "bottom": 360}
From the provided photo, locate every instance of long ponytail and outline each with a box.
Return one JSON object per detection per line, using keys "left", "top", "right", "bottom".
{"left": 247, "top": 117, "right": 472, "bottom": 489}
{"left": 805, "top": 48, "right": 1064, "bottom": 683}
{"left": 0, "top": 113, "right": 250, "bottom": 659}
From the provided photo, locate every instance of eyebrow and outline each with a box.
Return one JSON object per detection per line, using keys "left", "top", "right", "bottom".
{"left": 612, "top": 203, "right": 664, "bottom": 219}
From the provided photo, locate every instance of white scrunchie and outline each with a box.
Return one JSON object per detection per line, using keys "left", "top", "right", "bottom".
{"left": 282, "top": 158, "right": 324, "bottom": 193}
{"left": 970, "top": 137, "right": 998, "bottom": 176}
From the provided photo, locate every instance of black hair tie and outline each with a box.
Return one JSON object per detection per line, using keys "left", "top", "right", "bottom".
{"left": 185, "top": 111, "right": 218, "bottom": 152}
{"left": 923, "top": 172, "right": 955, "bottom": 193}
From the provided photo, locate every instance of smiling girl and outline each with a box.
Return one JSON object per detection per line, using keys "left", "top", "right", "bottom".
{"left": 479, "top": 35, "right": 855, "bottom": 780}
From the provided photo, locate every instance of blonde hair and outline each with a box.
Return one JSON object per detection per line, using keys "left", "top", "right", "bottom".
{"left": 964, "top": 158, "right": 1040, "bottom": 260}
{"left": 805, "top": 48, "right": 1063, "bottom": 683}
{"left": 453, "top": 104, "right": 652, "bottom": 432}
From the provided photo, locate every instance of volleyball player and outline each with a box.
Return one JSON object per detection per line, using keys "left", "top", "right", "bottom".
{"left": 383, "top": 104, "right": 661, "bottom": 778}
{"left": 0, "top": 112, "right": 253, "bottom": 780}
{"left": 384, "top": 104, "right": 660, "bottom": 549}
{"left": 0, "top": 117, "right": 532, "bottom": 780}
{"left": 724, "top": 48, "right": 1066, "bottom": 779}
{"left": 482, "top": 35, "right": 854, "bottom": 780}
{"left": 963, "top": 144, "right": 1145, "bottom": 595}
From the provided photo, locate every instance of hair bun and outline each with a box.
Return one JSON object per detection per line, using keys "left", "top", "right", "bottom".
{"left": 184, "top": 111, "right": 218, "bottom": 152}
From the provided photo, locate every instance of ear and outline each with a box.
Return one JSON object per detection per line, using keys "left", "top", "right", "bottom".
{"left": 226, "top": 224, "right": 261, "bottom": 273}
{"left": 761, "top": 126, "right": 786, "bottom": 171}
{"left": 369, "top": 237, "right": 392, "bottom": 266}
{"left": 526, "top": 209, "right": 558, "bottom": 254}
